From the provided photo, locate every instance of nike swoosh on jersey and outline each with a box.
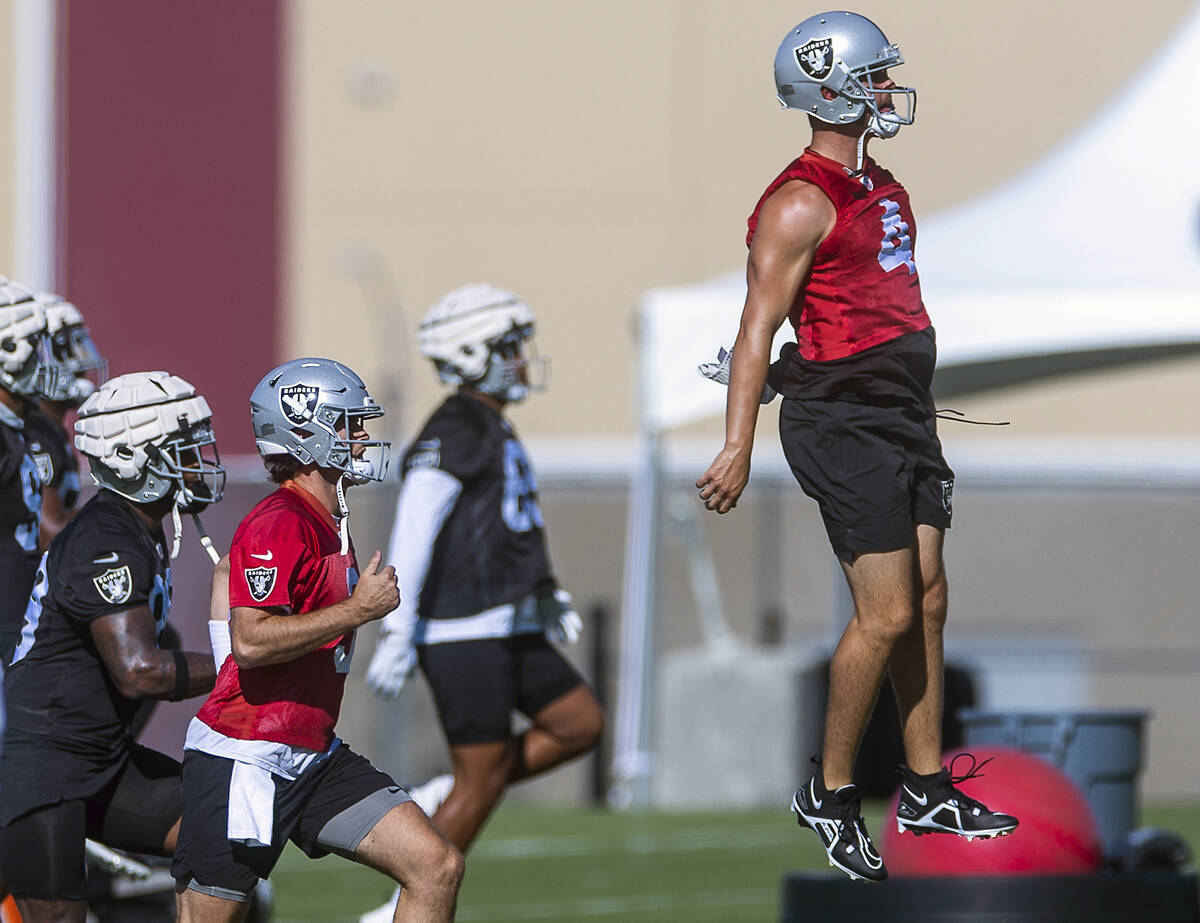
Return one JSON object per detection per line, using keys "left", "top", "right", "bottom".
{"left": 250, "top": 551, "right": 274, "bottom": 561}
{"left": 92, "top": 552, "right": 119, "bottom": 564}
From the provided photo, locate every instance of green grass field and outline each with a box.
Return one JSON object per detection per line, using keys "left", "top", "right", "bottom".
{"left": 271, "top": 802, "right": 1200, "bottom": 922}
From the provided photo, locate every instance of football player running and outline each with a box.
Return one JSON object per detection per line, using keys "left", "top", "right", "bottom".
{"left": 173, "top": 358, "right": 462, "bottom": 923}
{"left": 361, "top": 285, "right": 604, "bottom": 921}
{"left": 697, "top": 12, "right": 1017, "bottom": 881}
{"left": 26, "top": 292, "right": 107, "bottom": 547}
{"left": 0, "top": 279, "right": 56, "bottom": 666}
{"left": 0, "top": 371, "right": 225, "bottom": 922}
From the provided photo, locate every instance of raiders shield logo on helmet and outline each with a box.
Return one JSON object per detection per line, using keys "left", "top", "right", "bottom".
{"left": 796, "top": 37, "right": 834, "bottom": 80}
{"left": 245, "top": 566, "right": 278, "bottom": 603}
{"left": 279, "top": 383, "right": 319, "bottom": 426}
{"left": 93, "top": 565, "right": 133, "bottom": 605}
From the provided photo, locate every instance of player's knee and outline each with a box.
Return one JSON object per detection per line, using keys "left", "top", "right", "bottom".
{"left": 571, "top": 702, "right": 605, "bottom": 754}
{"left": 441, "top": 842, "right": 465, "bottom": 890}
{"left": 410, "top": 839, "right": 463, "bottom": 895}
{"left": 860, "top": 599, "right": 915, "bottom": 640}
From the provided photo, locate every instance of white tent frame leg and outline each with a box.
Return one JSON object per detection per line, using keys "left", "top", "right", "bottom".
{"left": 609, "top": 427, "right": 660, "bottom": 809}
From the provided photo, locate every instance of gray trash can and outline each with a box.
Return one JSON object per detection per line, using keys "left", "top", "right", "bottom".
{"left": 959, "top": 709, "right": 1150, "bottom": 855}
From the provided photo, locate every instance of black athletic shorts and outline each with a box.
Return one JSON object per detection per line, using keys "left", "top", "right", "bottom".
{"left": 172, "top": 743, "right": 410, "bottom": 902}
{"left": 418, "top": 633, "right": 586, "bottom": 746}
{"left": 778, "top": 397, "right": 954, "bottom": 561}
{"left": 0, "top": 744, "right": 182, "bottom": 901}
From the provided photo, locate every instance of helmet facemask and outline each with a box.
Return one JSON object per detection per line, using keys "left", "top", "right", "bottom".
{"left": 148, "top": 421, "right": 226, "bottom": 564}
{"left": 145, "top": 419, "right": 227, "bottom": 514}
{"left": 321, "top": 406, "right": 391, "bottom": 486}
{"left": 471, "top": 325, "right": 548, "bottom": 404}
{"left": 837, "top": 48, "right": 915, "bottom": 139}
{"left": 46, "top": 322, "right": 107, "bottom": 406}
{"left": 0, "top": 328, "right": 59, "bottom": 404}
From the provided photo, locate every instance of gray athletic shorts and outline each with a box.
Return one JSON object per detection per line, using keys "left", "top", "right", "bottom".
{"left": 171, "top": 743, "right": 411, "bottom": 901}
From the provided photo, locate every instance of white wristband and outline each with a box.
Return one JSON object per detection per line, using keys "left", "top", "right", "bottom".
{"left": 208, "top": 620, "right": 232, "bottom": 667}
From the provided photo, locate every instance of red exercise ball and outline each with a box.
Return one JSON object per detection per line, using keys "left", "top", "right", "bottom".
{"left": 881, "top": 746, "right": 1104, "bottom": 877}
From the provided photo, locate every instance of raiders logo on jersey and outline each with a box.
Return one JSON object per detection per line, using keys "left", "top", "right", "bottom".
{"left": 245, "top": 566, "right": 277, "bottom": 602}
{"left": 93, "top": 565, "right": 133, "bottom": 605}
{"left": 30, "top": 452, "right": 52, "bottom": 485}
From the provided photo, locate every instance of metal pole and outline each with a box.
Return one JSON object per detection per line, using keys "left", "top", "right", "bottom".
{"left": 610, "top": 427, "right": 661, "bottom": 809}
{"left": 610, "top": 299, "right": 662, "bottom": 809}
{"left": 588, "top": 600, "right": 610, "bottom": 806}
{"left": 14, "top": 0, "right": 58, "bottom": 290}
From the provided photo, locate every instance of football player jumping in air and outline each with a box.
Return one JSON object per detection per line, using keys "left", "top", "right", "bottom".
{"left": 0, "top": 371, "right": 225, "bottom": 922}
{"left": 697, "top": 12, "right": 1017, "bottom": 881}
{"left": 173, "top": 358, "right": 462, "bottom": 923}
{"left": 361, "top": 285, "right": 604, "bottom": 923}
{"left": 0, "top": 280, "right": 55, "bottom": 667}
{"left": 26, "top": 292, "right": 107, "bottom": 547}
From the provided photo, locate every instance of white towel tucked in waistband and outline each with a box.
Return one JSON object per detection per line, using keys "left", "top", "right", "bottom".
{"left": 227, "top": 760, "right": 277, "bottom": 847}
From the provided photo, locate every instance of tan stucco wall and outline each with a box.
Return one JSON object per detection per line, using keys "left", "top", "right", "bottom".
{"left": 284, "top": 0, "right": 1199, "bottom": 443}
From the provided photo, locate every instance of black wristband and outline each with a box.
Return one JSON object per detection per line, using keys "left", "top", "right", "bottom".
{"left": 172, "top": 650, "right": 189, "bottom": 701}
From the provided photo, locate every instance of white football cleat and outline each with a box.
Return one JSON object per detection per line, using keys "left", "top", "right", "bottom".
{"left": 409, "top": 773, "right": 454, "bottom": 817}
{"left": 359, "top": 886, "right": 401, "bottom": 923}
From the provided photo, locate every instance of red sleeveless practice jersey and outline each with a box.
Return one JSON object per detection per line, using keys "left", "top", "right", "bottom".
{"left": 747, "top": 149, "right": 931, "bottom": 361}
{"left": 195, "top": 483, "right": 358, "bottom": 751}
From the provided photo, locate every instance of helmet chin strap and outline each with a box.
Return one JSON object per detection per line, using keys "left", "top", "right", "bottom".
{"left": 170, "top": 500, "right": 183, "bottom": 560}
{"left": 169, "top": 492, "right": 222, "bottom": 565}
{"left": 335, "top": 473, "right": 350, "bottom": 555}
{"left": 192, "top": 512, "right": 221, "bottom": 565}
{"left": 849, "top": 115, "right": 900, "bottom": 182}
{"left": 850, "top": 125, "right": 872, "bottom": 179}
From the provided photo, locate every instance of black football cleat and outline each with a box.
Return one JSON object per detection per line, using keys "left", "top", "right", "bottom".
{"left": 791, "top": 774, "right": 887, "bottom": 882}
{"left": 895, "top": 753, "right": 1020, "bottom": 840}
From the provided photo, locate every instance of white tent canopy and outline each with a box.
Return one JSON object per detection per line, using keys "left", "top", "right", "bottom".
{"left": 611, "top": 5, "right": 1200, "bottom": 805}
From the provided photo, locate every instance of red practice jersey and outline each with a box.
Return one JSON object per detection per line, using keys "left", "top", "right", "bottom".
{"left": 195, "top": 483, "right": 358, "bottom": 750}
{"left": 747, "top": 148, "right": 931, "bottom": 362}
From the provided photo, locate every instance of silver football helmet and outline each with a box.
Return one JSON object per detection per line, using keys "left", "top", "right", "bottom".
{"left": 37, "top": 293, "right": 107, "bottom": 406}
{"left": 774, "top": 12, "right": 915, "bottom": 138}
{"left": 418, "top": 284, "right": 547, "bottom": 404}
{"left": 75, "top": 371, "right": 226, "bottom": 510}
{"left": 250, "top": 358, "right": 390, "bottom": 484}
{"left": 0, "top": 278, "right": 58, "bottom": 401}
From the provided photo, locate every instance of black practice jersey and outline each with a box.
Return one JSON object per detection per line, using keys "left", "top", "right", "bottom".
{"left": 0, "top": 419, "right": 43, "bottom": 664}
{"left": 404, "top": 394, "right": 554, "bottom": 621}
{"left": 24, "top": 408, "right": 82, "bottom": 512}
{"left": 0, "top": 489, "right": 172, "bottom": 822}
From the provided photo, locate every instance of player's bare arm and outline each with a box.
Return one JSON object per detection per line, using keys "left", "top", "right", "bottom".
{"left": 37, "top": 485, "right": 70, "bottom": 550}
{"left": 697, "top": 181, "right": 835, "bottom": 514}
{"left": 91, "top": 607, "right": 216, "bottom": 700}
{"left": 209, "top": 554, "right": 231, "bottom": 622}
{"left": 231, "top": 549, "right": 399, "bottom": 668}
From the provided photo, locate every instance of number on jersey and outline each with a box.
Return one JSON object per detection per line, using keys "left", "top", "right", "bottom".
{"left": 877, "top": 198, "right": 916, "bottom": 275}
{"left": 501, "top": 439, "right": 544, "bottom": 533}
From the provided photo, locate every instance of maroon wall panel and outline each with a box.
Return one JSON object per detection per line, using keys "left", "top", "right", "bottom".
{"left": 60, "top": 0, "right": 282, "bottom": 454}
